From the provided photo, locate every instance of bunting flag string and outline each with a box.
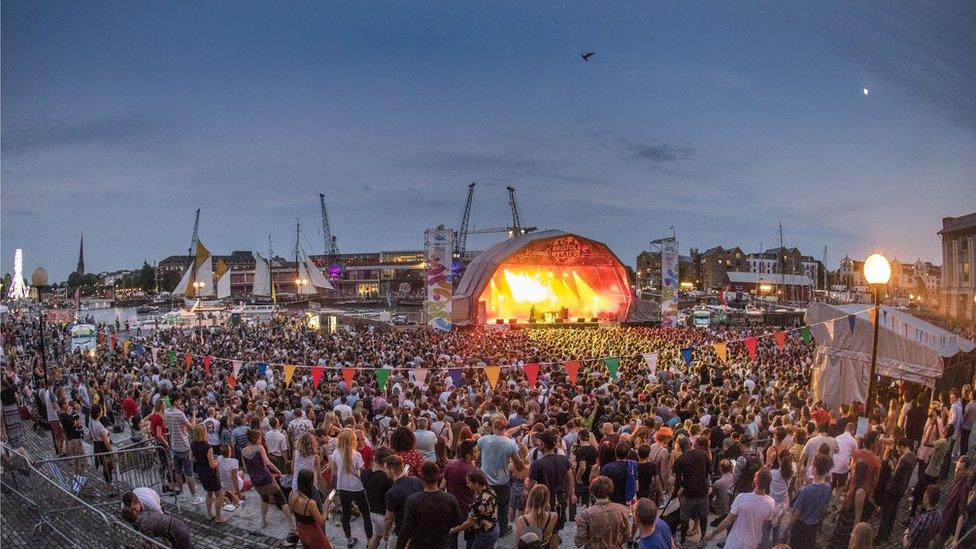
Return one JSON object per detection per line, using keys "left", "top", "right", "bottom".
{"left": 563, "top": 360, "right": 580, "bottom": 384}
{"left": 375, "top": 368, "right": 391, "bottom": 391}
{"left": 448, "top": 368, "right": 462, "bottom": 387}
{"left": 800, "top": 326, "right": 812, "bottom": 344}
{"left": 603, "top": 357, "right": 620, "bottom": 380}
{"left": 227, "top": 374, "right": 237, "bottom": 388}
{"left": 203, "top": 355, "right": 212, "bottom": 376}
{"left": 744, "top": 337, "right": 758, "bottom": 359}
{"left": 231, "top": 360, "right": 242, "bottom": 378}
{"left": 167, "top": 350, "right": 175, "bottom": 367}
{"left": 680, "top": 347, "right": 694, "bottom": 365}
{"left": 342, "top": 367, "right": 355, "bottom": 388}
{"left": 257, "top": 363, "right": 268, "bottom": 378}
{"left": 485, "top": 365, "right": 501, "bottom": 389}
{"left": 773, "top": 332, "right": 786, "bottom": 351}
{"left": 283, "top": 365, "right": 296, "bottom": 385}
{"left": 183, "top": 353, "right": 192, "bottom": 368}
{"left": 711, "top": 342, "right": 727, "bottom": 364}
{"left": 412, "top": 368, "right": 429, "bottom": 388}
{"left": 523, "top": 363, "right": 540, "bottom": 388}
{"left": 311, "top": 366, "right": 324, "bottom": 388}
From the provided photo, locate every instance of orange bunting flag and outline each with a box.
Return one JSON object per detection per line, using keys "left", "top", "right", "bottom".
{"left": 311, "top": 366, "right": 324, "bottom": 388}
{"left": 284, "top": 365, "right": 296, "bottom": 385}
{"left": 184, "top": 353, "right": 193, "bottom": 368}
{"left": 712, "top": 342, "right": 727, "bottom": 364}
{"left": 868, "top": 307, "right": 878, "bottom": 326}
{"left": 342, "top": 367, "right": 356, "bottom": 388}
{"left": 226, "top": 374, "right": 237, "bottom": 388}
{"left": 563, "top": 360, "right": 580, "bottom": 384}
{"left": 774, "top": 332, "right": 786, "bottom": 351}
{"left": 523, "top": 363, "right": 540, "bottom": 388}
{"left": 485, "top": 366, "right": 501, "bottom": 389}
{"left": 203, "top": 355, "right": 212, "bottom": 376}
{"left": 744, "top": 337, "right": 758, "bottom": 359}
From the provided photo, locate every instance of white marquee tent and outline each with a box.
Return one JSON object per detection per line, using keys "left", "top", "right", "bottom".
{"left": 804, "top": 302, "right": 975, "bottom": 409}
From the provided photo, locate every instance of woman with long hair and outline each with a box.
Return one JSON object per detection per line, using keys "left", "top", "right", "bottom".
{"left": 830, "top": 460, "right": 876, "bottom": 547}
{"left": 847, "top": 521, "right": 873, "bottom": 549}
{"left": 292, "top": 432, "right": 322, "bottom": 494}
{"left": 190, "top": 424, "right": 226, "bottom": 522}
{"left": 289, "top": 469, "right": 331, "bottom": 549}
{"left": 514, "top": 484, "right": 558, "bottom": 549}
{"left": 328, "top": 428, "right": 372, "bottom": 547}
{"left": 241, "top": 429, "right": 296, "bottom": 539}
{"left": 389, "top": 426, "right": 424, "bottom": 477}
{"left": 767, "top": 448, "right": 794, "bottom": 545}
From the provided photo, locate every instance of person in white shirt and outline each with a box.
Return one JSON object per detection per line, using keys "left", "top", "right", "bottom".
{"left": 832, "top": 423, "right": 858, "bottom": 495}
{"left": 264, "top": 417, "right": 289, "bottom": 474}
{"left": 133, "top": 486, "right": 163, "bottom": 514}
{"left": 329, "top": 428, "right": 373, "bottom": 547}
{"left": 704, "top": 467, "right": 775, "bottom": 547}
{"left": 334, "top": 395, "right": 353, "bottom": 421}
{"left": 800, "top": 423, "right": 838, "bottom": 481}
{"left": 203, "top": 408, "right": 221, "bottom": 449}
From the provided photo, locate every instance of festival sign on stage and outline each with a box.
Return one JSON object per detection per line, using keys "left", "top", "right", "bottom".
{"left": 425, "top": 227, "right": 454, "bottom": 331}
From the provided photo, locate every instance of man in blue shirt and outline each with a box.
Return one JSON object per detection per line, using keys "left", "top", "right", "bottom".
{"left": 635, "top": 497, "right": 673, "bottom": 549}
{"left": 477, "top": 415, "right": 524, "bottom": 535}
{"left": 786, "top": 453, "right": 833, "bottom": 549}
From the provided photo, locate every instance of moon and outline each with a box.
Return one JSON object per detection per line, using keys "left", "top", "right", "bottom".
{"left": 862, "top": 88, "right": 870, "bottom": 96}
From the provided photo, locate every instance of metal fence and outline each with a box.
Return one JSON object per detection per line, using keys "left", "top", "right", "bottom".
{"left": 1, "top": 442, "right": 166, "bottom": 548}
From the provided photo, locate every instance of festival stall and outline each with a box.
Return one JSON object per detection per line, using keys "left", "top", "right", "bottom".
{"left": 805, "top": 302, "right": 975, "bottom": 409}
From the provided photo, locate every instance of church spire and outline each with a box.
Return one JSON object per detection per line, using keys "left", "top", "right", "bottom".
{"left": 77, "top": 234, "right": 85, "bottom": 275}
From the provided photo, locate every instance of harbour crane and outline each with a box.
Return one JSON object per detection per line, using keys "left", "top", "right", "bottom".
{"left": 188, "top": 208, "right": 200, "bottom": 256}
{"left": 452, "top": 183, "right": 536, "bottom": 281}
{"left": 319, "top": 193, "right": 341, "bottom": 278}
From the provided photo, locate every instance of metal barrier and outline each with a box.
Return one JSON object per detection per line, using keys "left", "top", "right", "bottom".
{"left": 1, "top": 442, "right": 167, "bottom": 548}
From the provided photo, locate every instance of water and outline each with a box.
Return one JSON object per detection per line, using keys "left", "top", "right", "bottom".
{"left": 82, "top": 307, "right": 157, "bottom": 327}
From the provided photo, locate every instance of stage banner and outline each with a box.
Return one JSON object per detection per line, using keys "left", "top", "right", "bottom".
{"left": 660, "top": 238, "right": 680, "bottom": 327}
{"left": 425, "top": 227, "right": 455, "bottom": 331}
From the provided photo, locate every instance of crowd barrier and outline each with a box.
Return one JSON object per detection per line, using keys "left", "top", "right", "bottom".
{"left": 0, "top": 442, "right": 166, "bottom": 548}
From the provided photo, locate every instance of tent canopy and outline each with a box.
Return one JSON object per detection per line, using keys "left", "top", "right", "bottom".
{"left": 804, "top": 302, "right": 975, "bottom": 408}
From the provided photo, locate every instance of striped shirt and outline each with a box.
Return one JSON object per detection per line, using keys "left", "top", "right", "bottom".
{"left": 907, "top": 509, "right": 941, "bottom": 549}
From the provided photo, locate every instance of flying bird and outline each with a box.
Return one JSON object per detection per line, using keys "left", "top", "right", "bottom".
{"left": 580, "top": 52, "right": 596, "bottom": 62}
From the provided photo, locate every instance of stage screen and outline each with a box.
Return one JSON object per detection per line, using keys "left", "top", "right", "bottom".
{"left": 477, "top": 235, "right": 631, "bottom": 322}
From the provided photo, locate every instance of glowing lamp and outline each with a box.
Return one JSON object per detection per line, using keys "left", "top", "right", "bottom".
{"left": 863, "top": 254, "right": 891, "bottom": 285}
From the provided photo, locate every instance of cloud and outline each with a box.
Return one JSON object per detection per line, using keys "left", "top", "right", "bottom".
{"left": 629, "top": 144, "right": 696, "bottom": 162}
{"left": 1, "top": 113, "right": 165, "bottom": 155}
{"left": 390, "top": 150, "right": 544, "bottom": 173}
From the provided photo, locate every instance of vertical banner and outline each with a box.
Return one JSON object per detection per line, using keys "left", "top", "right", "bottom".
{"left": 425, "top": 227, "right": 455, "bottom": 331}
{"left": 660, "top": 237, "right": 679, "bottom": 327}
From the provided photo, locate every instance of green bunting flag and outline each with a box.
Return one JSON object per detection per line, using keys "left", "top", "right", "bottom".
{"left": 167, "top": 350, "right": 175, "bottom": 366}
{"left": 800, "top": 326, "right": 813, "bottom": 344}
{"left": 603, "top": 357, "right": 620, "bottom": 380}
{"left": 375, "top": 368, "right": 391, "bottom": 391}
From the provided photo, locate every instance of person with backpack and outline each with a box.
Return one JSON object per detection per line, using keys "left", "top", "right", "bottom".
{"left": 514, "top": 485, "right": 558, "bottom": 549}
{"left": 527, "top": 431, "right": 576, "bottom": 537}
{"left": 601, "top": 441, "right": 639, "bottom": 507}
{"left": 732, "top": 433, "right": 763, "bottom": 501}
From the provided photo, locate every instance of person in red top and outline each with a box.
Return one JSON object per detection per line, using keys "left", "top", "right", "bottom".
{"left": 122, "top": 390, "right": 139, "bottom": 421}
{"left": 849, "top": 430, "right": 882, "bottom": 497}
{"left": 390, "top": 426, "right": 425, "bottom": 477}
{"left": 811, "top": 402, "right": 833, "bottom": 428}
{"left": 357, "top": 429, "right": 374, "bottom": 470}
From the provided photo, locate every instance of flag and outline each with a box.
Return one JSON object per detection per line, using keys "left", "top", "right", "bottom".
{"left": 448, "top": 368, "right": 462, "bottom": 387}
{"left": 312, "top": 366, "right": 324, "bottom": 388}
{"left": 376, "top": 368, "right": 391, "bottom": 391}
{"left": 98, "top": 332, "right": 105, "bottom": 346}
{"left": 258, "top": 363, "right": 268, "bottom": 378}
{"left": 167, "top": 350, "right": 175, "bottom": 366}
{"left": 603, "top": 357, "right": 620, "bottom": 380}
{"left": 744, "top": 337, "right": 758, "bottom": 359}
{"left": 825, "top": 321, "right": 835, "bottom": 339}
{"left": 485, "top": 366, "right": 501, "bottom": 389}
{"left": 642, "top": 353, "right": 658, "bottom": 376}
{"left": 712, "top": 342, "right": 727, "bottom": 364}
{"left": 183, "top": 353, "right": 193, "bottom": 368}
{"left": 73, "top": 287, "right": 80, "bottom": 309}
{"left": 412, "top": 368, "right": 429, "bottom": 388}
{"left": 342, "top": 367, "right": 355, "bottom": 388}
{"left": 524, "top": 363, "right": 540, "bottom": 388}
{"left": 284, "top": 365, "right": 296, "bottom": 385}
{"left": 122, "top": 340, "right": 132, "bottom": 355}
{"left": 227, "top": 374, "right": 237, "bottom": 388}
{"left": 848, "top": 314, "right": 856, "bottom": 334}
{"left": 231, "top": 360, "right": 242, "bottom": 378}
{"left": 152, "top": 347, "right": 158, "bottom": 364}
{"left": 680, "top": 347, "right": 694, "bottom": 365}
{"left": 773, "top": 332, "right": 786, "bottom": 351}
{"left": 271, "top": 280, "right": 277, "bottom": 304}
{"left": 110, "top": 334, "right": 117, "bottom": 350}
{"left": 563, "top": 360, "right": 580, "bottom": 384}
{"left": 203, "top": 355, "right": 212, "bottom": 376}
{"left": 868, "top": 307, "right": 878, "bottom": 326}
{"left": 800, "top": 326, "right": 812, "bottom": 344}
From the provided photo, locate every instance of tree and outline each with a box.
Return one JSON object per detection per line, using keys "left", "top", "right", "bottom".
{"left": 137, "top": 262, "right": 155, "bottom": 292}
{"left": 160, "top": 270, "right": 182, "bottom": 292}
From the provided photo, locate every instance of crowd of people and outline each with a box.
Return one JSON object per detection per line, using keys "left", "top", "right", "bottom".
{"left": 2, "top": 311, "right": 976, "bottom": 548}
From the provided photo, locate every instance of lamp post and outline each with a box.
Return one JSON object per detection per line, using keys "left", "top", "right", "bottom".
{"left": 31, "top": 267, "right": 50, "bottom": 387}
{"left": 863, "top": 253, "right": 891, "bottom": 417}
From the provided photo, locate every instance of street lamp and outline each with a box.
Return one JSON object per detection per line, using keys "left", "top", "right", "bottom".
{"left": 192, "top": 281, "right": 205, "bottom": 295}
{"left": 295, "top": 278, "right": 309, "bottom": 292}
{"left": 863, "top": 253, "right": 891, "bottom": 416}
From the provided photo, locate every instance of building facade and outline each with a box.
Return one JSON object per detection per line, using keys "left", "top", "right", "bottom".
{"left": 635, "top": 250, "right": 698, "bottom": 295}
{"left": 940, "top": 212, "right": 976, "bottom": 321}
{"left": 699, "top": 246, "right": 749, "bottom": 290}
{"left": 747, "top": 247, "right": 823, "bottom": 289}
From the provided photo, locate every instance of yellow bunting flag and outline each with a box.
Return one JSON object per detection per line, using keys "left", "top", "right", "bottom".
{"left": 712, "top": 342, "right": 727, "bottom": 364}
{"left": 485, "top": 366, "right": 501, "bottom": 389}
{"left": 122, "top": 340, "right": 132, "bottom": 354}
{"left": 868, "top": 307, "right": 878, "bottom": 326}
{"left": 284, "top": 365, "right": 296, "bottom": 385}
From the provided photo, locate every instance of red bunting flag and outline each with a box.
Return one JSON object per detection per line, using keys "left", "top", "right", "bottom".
{"left": 184, "top": 353, "right": 192, "bottom": 368}
{"left": 563, "top": 360, "right": 580, "bottom": 385}
{"left": 773, "top": 332, "right": 786, "bottom": 351}
{"left": 744, "top": 337, "right": 758, "bottom": 359}
{"left": 311, "top": 366, "right": 324, "bottom": 388}
{"left": 523, "top": 363, "right": 540, "bottom": 388}
{"left": 110, "top": 334, "right": 117, "bottom": 349}
{"left": 203, "top": 355, "right": 212, "bottom": 376}
{"left": 226, "top": 374, "right": 237, "bottom": 388}
{"left": 342, "top": 367, "right": 356, "bottom": 388}
{"left": 98, "top": 332, "right": 105, "bottom": 345}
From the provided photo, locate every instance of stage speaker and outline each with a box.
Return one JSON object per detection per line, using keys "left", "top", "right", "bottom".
{"left": 590, "top": 318, "right": 598, "bottom": 323}
{"left": 495, "top": 319, "right": 504, "bottom": 325}
{"left": 577, "top": 318, "right": 585, "bottom": 323}
{"left": 508, "top": 319, "right": 517, "bottom": 325}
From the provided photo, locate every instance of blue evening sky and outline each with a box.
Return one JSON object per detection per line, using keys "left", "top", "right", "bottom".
{"left": 3, "top": 1, "right": 974, "bottom": 279}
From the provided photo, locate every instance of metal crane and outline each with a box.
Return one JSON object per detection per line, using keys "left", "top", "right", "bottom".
{"left": 463, "top": 185, "right": 536, "bottom": 236}
{"left": 188, "top": 208, "right": 200, "bottom": 256}
{"left": 319, "top": 193, "right": 340, "bottom": 256}
{"left": 454, "top": 182, "right": 476, "bottom": 261}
